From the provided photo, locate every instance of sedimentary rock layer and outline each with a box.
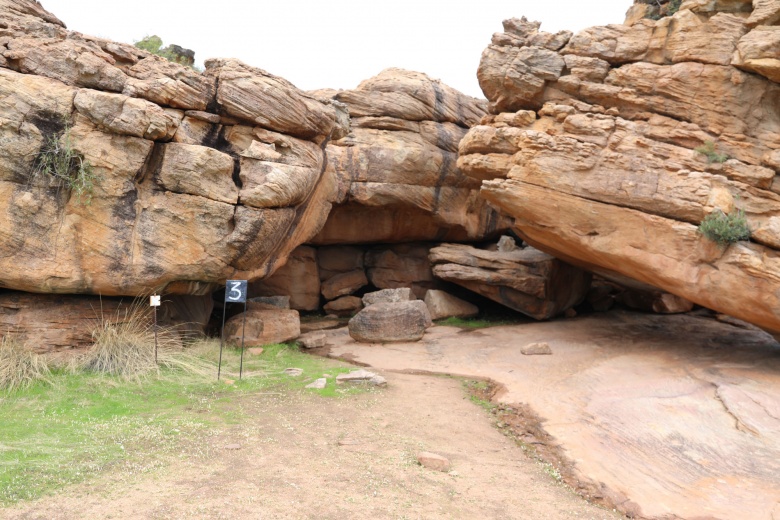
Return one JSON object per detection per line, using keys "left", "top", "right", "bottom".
{"left": 429, "top": 243, "right": 590, "bottom": 320}
{"left": 0, "top": 0, "right": 347, "bottom": 296}
{"left": 459, "top": 4, "right": 780, "bottom": 331}
{"left": 310, "top": 69, "right": 511, "bottom": 244}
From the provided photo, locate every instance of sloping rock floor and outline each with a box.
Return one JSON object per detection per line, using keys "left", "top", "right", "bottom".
{"left": 323, "top": 310, "right": 780, "bottom": 520}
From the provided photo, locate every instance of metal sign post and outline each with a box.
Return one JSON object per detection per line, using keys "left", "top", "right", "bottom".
{"left": 218, "top": 280, "right": 248, "bottom": 380}
{"left": 150, "top": 295, "right": 161, "bottom": 364}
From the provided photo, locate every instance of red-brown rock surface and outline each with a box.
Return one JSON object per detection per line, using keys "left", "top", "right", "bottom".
{"left": 0, "top": 0, "right": 345, "bottom": 297}
{"left": 309, "top": 69, "right": 511, "bottom": 245}
{"left": 459, "top": 4, "right": 780, "bottom": 332}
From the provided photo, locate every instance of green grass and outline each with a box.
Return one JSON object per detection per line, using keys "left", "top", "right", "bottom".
{"left": 436, "top": 316, "right": 519, "bottom": 329}
{"left": 0, "top": 340, "right": 363, "bottom": 505}
{"left": 462, "top": 380, "right": 497, "bottom": 412}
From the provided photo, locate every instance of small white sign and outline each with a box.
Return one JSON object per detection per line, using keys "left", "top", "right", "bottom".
{"left": 150, "top": 295, "right": 161, "bottom": 307}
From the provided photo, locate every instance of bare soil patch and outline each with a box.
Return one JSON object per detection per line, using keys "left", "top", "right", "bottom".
{"left": 5, "top": 372, "right": 620, "bottom": 520}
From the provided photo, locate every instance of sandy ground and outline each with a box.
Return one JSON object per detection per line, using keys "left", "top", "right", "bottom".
{"left": 4, "top": 372, "right": 620, "bottom": 520}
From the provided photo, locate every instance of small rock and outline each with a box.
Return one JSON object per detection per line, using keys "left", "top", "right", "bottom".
{"left": 305, "top": 378, "right": 327, "bottom": 389}
{"left": 224, "top": 444, "right": 242, "bottom": 450}
{"left": 362, "top": 287, "right": 414, "bottom": 306}
{"left": 521, "top": 342, "right": 552, "bottom": 355}
{"left": 564, "top": 308, "right": 577, "bottom": 318}
{"left": 497, "top": 235, "right": 518, "bottom": 252}
{"left": 223, "top": 379, "right": 235, "bottom": 385}
{"left": 298, "top": 331, "right": 327, "bottom": 349}
{"left": 336, "top": 369, "right": 388, "bottom": 386}
{"left": 247, "top": 347, "right": 264, "bottom": 355}
{"left": 284, "top": 368, "right": 304, "bottom": 376}
{"left": 417, "top": 451, "right": 451, "bottom": 472}
{"left": 369, "top": 375, "right": 388, "bottom": 387}
{"left": 323, "top": 296, "right": 363, "bottom": 317}
{"left": 424, "top": 289, "right": 479, "bottom": 320}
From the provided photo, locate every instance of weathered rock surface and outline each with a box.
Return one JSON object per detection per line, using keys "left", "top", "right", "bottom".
{"left": 329, "top": 311, "right": 780, "bottom": 520}
{"left": 365, "top": 244, "right": 440, "bottom": 299}
{"left": 224, "top": 308, "right": 300, "bottom": 346}
{"left": 309, "top": 69, "right": 511, "bottom": 245}
{"left": 348, "top": 301, "right": 432, "bottom": 343}
{"left": 250, "top": 246, "right": 321, "bottom": 311}
{"left": 0, "top": 2, "right": 344, "bottom": 298}
{"left": 362, "top": 288, "right": 415, "bottom": 307}
{"left": 322, "top": 296, "right": 363, "bottom": 317}
{"left": 424, "top": 290, "right": 479, "bottom": 321}
{"left": 429, "top": 243, "right": 590, "bottom": 320}
{"left": 320, "top": 270, "right": 368, "bottom": 301}
{"left": 0, "top": 290, "right": 211, "bottom": 354}
{"left": 460, "top": 8, "right": 780, "bottom": 331}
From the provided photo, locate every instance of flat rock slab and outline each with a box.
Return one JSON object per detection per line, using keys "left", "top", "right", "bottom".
{"left": 327, "top": 311, "right": 780, "bottom": 520}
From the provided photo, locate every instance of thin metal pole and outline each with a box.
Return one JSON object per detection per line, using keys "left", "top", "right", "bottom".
{"left": 239, "top": 300, "right": 247, "bottom": 380}
{"left": 153, "top": 304, "right": 158, "bottom": 364}
{"left": 218, "top": 303, "right": 227, "bottom": 380}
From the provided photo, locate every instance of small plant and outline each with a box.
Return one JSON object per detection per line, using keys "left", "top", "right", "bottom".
{"left": 33, "top": 125, "right": 97, "bottom": 204}
{"left": 0, "top": 335, "right": 52, "bottom": 392}
{"left": 134, "top": 35, "right": 198, "bottom": 69}
{"left": 695, "top": 141, "right": 729, "bottom": 164}
{"left": 698, "top": 208, "right": 751, "bottom": 245}
{"left": 668, "top": 0, "right": 682, "bottom": 15}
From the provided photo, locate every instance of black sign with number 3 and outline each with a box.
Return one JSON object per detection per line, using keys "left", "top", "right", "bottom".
{"left": 225, "top": 280, "right": 248, "bottom": 303}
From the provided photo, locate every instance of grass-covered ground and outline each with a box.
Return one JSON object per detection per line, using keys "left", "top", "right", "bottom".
{"left": 0, "top": 340, "right": 362, "bottom": 505}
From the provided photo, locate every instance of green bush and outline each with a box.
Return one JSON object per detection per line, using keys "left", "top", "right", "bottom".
{"left": 33, "top": 124, "right": 96, "bottom": 205}
{"left": 134, "top": 35, "right": 197, "bottom": 69}
{"left": 695, "top": 141, "right": 729, "bottom": 164}
{"left": 698, "top": 208, "right": 751, "bottom": 245}
{"left": 668, "top": 0, "right": 682, "bottom": 15}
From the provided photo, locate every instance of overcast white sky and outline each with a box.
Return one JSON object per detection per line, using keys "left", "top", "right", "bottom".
{"left": 39, "top": 0, "right": 631, "bottom": 98}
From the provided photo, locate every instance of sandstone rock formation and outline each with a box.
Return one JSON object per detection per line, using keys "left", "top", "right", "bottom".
{"left": 224, "top": 308, "right": 301, "bottom": 346}
{"left": 348, "top": 300, "right": 432, "bottom": 343}
{"left": 250, "top": 246, "right": 321, "bottom": 311}
{"left": 0, "top": 0, "right": 346, "bottom": 298}
{"left": 424, "top": 290, "right": 479, "bottom": 321}
{"left": 459, "top": 5, "right": 780, "bottom": 331}
{"left": 429, "top": 243, "right": 590, "bottom": 320}
{"left": 0, "top": 291, "right": 212, "bottom": 354}
{"left": 309, "top": 69, "right": 512, "bottom": 245}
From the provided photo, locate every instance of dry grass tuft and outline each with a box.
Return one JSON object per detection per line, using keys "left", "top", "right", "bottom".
{"left": 0, "top": 335, "right": 52, "bottom": 392}
{"left": 77, "top": 304, "right": 213, "bottom": 381}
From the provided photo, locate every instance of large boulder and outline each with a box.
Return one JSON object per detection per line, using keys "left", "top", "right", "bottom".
{"left": 309, "top": 69, "right": 512, "bottom": 245}
{"left": 348, "top": 301, "right": 432, "bottom": 343}
{"left": 429, "top": 243, "right": 591, "bottom": 320}
{"left": 459, "top": 8, "right": 780, "bottom": 332}
{"left": 224, "top": 308, "right": 300, "bottom": 346}
{"left": 424, "top": 290, "right": 479, "bottom": 320}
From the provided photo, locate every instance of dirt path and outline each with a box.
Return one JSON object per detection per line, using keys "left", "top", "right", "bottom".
{"left": 5, "top": 372, "right": 619, "bottom": 520}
